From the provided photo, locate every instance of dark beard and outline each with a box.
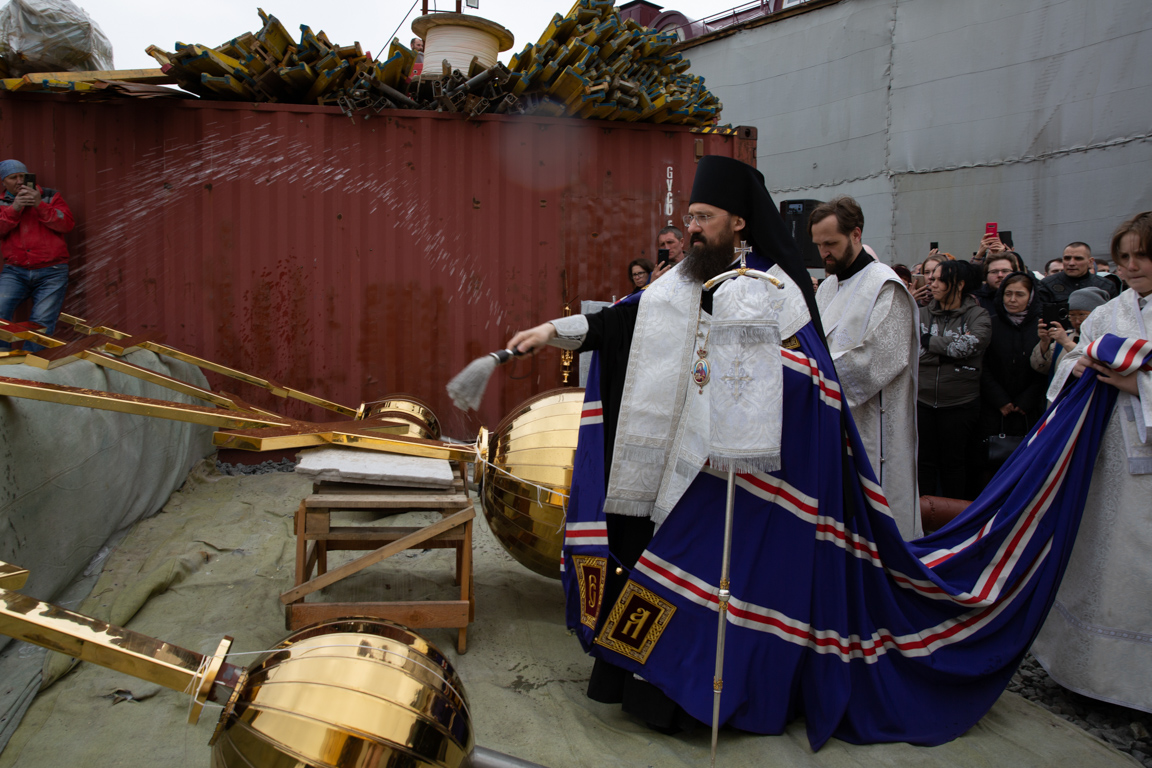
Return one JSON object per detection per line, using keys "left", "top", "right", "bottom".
{"left": 682, "top": 237, "right": 737, "bottom": 284}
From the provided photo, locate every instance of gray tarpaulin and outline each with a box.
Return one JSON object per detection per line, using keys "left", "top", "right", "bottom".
{"left": 683, "top": 0, "right": 1152, "bottom": 267}
{"left": 0, "top": 349, "right": 214, "bottom": 749}
{"left": 0, "top": 350, "right": 214, "bottom": 611}
{"left": 0, "top": 469, "right": 1137, "bottom": 767}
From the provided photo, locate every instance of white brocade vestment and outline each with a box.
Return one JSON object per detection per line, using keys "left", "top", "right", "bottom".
{"left": 815, "top": 261, "right": 922, "bottom": 539}
{"left": 1031, "top": 289, "right": 1152, "bottom": 713}
{"left": 605, "top": 259, "right": 809, "bottom": 528}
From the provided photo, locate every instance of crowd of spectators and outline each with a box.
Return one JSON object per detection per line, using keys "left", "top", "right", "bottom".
{"left": 883, "top": 230, "right": 1129, "bottom": 499}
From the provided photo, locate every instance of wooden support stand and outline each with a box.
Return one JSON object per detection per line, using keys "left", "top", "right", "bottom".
{"left": 282, "top": 464, "right": 475, "bottom": 652}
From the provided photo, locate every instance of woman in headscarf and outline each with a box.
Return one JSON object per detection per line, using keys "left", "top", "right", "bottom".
{"left": 977, "top": 271, "right": 1046, "bottom": 486}
{"left": 917, "top": 259, "right": 992, "bottom": 499}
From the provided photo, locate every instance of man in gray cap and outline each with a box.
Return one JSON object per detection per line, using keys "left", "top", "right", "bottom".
{"left": 1032, "top": 286, "right": 1110, "bottom": 379}
{"left": 0, "top": 159, "right": 75, "bottom": 353}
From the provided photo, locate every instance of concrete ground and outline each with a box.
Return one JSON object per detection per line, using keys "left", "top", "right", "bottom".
{"left": 0, "top": 462, "right": 1138, "bottom": 768}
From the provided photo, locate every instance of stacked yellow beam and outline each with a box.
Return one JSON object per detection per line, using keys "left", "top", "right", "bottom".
{"left": 145, "top": 8, "right": 374, "bottom": 104}
{"left": 0, "top": 3, "right": 723, "bottom": 126}
{"left": 508, "top": 0, "right": 722, "bottom": 126}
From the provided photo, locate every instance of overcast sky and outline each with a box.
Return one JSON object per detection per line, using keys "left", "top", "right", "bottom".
{"left": 73, "top": 1, "right": 741, "bottom": 71}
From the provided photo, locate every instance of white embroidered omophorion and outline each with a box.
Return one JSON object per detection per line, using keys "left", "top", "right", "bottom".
{"left": 598, "top": 259, "right": 808, "bottom": 527}
{"left": 707, "top": 275, "right": 785, "bottom": 473}
{"left": 603, "top": 261, "right": 701, "bottom": 519}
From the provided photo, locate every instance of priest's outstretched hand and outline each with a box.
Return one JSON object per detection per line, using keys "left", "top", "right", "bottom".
{"left": 508, "top": 323, "right": 557, "bottom": 355}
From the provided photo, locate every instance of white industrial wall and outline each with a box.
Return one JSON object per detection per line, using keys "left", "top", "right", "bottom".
{"left": 682, "top": 0, "right": 1152, "bottom": 269}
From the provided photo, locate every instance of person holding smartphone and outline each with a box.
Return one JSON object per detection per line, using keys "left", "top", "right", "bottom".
{"left": 649, "top": 225, "right": 685, "bottom": 282}
{"left": 0, "top": 159, "right": 75, "bottom": 354}
{"left": 1030, "top": 286, "right": 1109, "bottom": 379}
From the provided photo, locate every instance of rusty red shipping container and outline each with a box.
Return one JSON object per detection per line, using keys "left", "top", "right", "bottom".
{"left": 0, "top": 94, "right": 755, "bottom": 436}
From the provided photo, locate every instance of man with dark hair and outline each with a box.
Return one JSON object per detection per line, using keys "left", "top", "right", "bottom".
{"left": 408, "top": 37, "right": 424, "bottom": 80}
{"left": 1042, "top": 241, "right": 1118, "bottom": 302}
{"left": 657, "top": 225, "right": 684, "bottom": 261}
{"left": 974, "top": 254, "right": 1017, "bottom": 313}
{"left": 651, "top": 224, "right": 686, "bottom": 281}
{"left": 0, "top": 159, "right": 75, "bottom": 354}
{"left": 810, "top": 195, "right": 921, "bottom": 539}
{"left": 1044, "top": 257, "right": 1064, "bottom": 276}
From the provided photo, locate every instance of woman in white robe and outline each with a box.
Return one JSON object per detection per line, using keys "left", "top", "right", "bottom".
{"left": 1032, "top": 212, "right": 1152, "bottom": 712}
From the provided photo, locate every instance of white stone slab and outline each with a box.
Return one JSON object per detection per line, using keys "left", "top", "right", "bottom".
{"left": 294, "top": 447, "right": 454, "bottom": 488}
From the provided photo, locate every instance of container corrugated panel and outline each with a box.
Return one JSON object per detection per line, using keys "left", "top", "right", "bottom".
{"left": 0, "top": 94, "right": 753, "bottom": 437}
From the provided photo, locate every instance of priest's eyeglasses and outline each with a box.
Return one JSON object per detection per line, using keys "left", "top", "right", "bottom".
{"left": 682, "top": 212, "right": 728, "bottom": 227}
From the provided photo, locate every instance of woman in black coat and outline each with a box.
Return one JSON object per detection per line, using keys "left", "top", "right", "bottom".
{"left": 978, "top": 271, "right": 1047, "bottom": 485}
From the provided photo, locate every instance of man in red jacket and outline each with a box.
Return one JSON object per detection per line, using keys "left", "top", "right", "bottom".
{"left": 0, "top": 159, "right": 75, "bottom": 353}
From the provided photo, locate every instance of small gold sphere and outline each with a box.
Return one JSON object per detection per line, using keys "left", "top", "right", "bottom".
{"left": 615, "top": 567, "right": 623, "bottom": 575}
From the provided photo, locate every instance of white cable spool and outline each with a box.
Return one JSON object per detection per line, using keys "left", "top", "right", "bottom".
{"left": 411, "top": 13, "right": 514, "bottom": 79}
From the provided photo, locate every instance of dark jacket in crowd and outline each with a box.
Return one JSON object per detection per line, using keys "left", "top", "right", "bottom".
{"left": 1040, "top": 269, "right": 1119, "bottom": 304}
{"left": 980, "top": 272, "right": 1047, "bottom": 437}
{"left": 918, "top": 295, "right": 992, "bottom": 408}
{"left": 973, "top": 282, "right": 997, "bottom": 314}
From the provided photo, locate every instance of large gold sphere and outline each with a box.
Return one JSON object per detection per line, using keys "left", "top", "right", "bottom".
{"left": 211, "top": 618, "right": 473, "bottom": 768}
{"left": 478, "top": 388, "right": 583, "bottom": 580}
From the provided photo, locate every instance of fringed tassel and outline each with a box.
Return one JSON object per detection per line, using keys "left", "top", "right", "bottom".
{"left": 616, "top": 443, "right": 670, "bottom": 464}
{"left": 603, "top": 498, "right": 656, "bottom": 517}
{"left": 707, "top": 452, "right": 782, "bottom": 474}
{"left": 709, "top": 324, "right": 781, "bottom": 347}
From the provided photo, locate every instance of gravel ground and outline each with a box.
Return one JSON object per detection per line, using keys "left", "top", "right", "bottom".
{"left": 215, "top": 457, "right": 298, "bottom": 476}
{"left": 1009, "top": 653, "right": 1151, "bottom": 766}
{"left": 215, "top": 458, "right": 1150, "bottom": 764}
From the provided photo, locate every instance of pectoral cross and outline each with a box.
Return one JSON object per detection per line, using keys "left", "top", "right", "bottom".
{"left": 734, "top": 240, "right": 753, "bottom": 268}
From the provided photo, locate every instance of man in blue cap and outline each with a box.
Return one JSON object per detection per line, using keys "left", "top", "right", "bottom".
{"left": 0, "top": 159, "right": 75, "bottom": 353}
